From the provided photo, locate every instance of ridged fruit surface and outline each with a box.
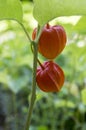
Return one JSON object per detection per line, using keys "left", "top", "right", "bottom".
{"left": 36, "top": 61, "right": 65, "bottom": 92}
{"left": 32, "top": 24, "right": 67, "bottom": 59}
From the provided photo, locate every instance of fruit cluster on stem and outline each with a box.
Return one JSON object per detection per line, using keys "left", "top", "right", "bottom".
{"left": 32, "top": 23, "right": 67, "bottom": 92}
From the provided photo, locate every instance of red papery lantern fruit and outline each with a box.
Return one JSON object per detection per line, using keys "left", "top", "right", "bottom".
{"left": 32, "top": 24, "right": 67, "bottom": 59}
{"left": 36, "top": 61, "right": 65, "bottom": 92}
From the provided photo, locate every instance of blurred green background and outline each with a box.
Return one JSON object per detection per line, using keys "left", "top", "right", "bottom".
{"left": 0, "top": 0, "right": 86, "bottom": 130}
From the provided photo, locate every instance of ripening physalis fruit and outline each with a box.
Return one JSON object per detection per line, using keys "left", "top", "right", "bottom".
{"left": 36, "top": 61, "right": 64, "bottom": 92}
{"left": 32, "top": 23, "right": 67, "bottom": 59}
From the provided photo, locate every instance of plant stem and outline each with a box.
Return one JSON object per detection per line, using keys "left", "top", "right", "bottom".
{"left": 19, "top": 22, "right": 43, "bottom": 130}
{"left": 12, "top": 93, "right": 18, "bottom": 130}
{"left": 24, "top": 41, "right": 38, "bottom": 130}
{"left": 19, "top": 22, "right": 32, "bottom": 44}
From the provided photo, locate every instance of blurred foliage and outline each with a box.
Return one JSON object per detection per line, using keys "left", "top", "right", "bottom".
{"left": 0, "top": 1, "right": 86, "bottom": 130}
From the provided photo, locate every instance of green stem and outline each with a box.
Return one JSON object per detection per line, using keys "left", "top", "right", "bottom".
{"left": 19, "top": 22, "right": 43, "bottom": 130}
{"left": 24, "top": 41, "right": 38, "bottom": 130}
{"left": 19, "top": 22, "right": 32, "bottom": 44}
{"left": 12, "top": 93, "right": 18, "bottom": 130}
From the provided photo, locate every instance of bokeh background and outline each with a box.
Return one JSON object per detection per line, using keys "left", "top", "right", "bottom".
{"left": 0, "top": 0, "right": 86, "bottom": 130}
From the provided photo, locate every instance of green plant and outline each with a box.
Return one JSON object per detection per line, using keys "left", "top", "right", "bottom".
{"left": 0, "top": 0, "right": 86, "bottom": 130}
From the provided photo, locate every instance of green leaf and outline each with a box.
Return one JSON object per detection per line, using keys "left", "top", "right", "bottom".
{"left": 38, "top": 126, "right": 48, "bottom": 130}
{"left": 0, "top": 72, "right": 8, "bottom": 85}
{"left": 81, "top": 88, "right": 86, "bottom": 105}
{"left": 33, "top": 0, "right": 86, "bottom": 25}
{"left": 74, "top": 16, "right": 86, "bottom": 34}
{"left": 0, "top": 0, "right": 23, "bottom": 22}
{"left": 7, "top": 75, "right": 29, "bottom": 94}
